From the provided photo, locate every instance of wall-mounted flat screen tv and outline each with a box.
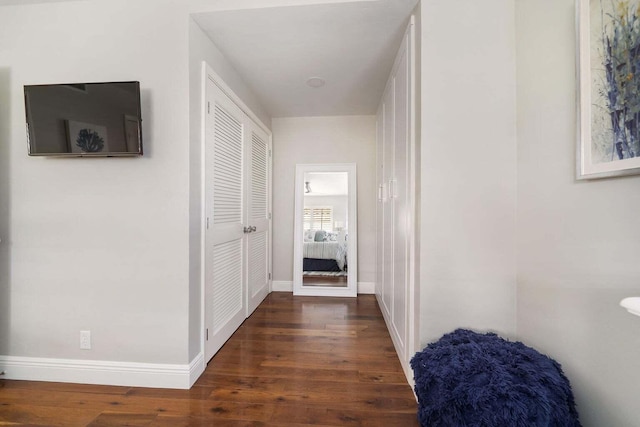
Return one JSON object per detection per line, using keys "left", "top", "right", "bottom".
{"left": 24, "top": 81, "right": 143, "bottom": 157}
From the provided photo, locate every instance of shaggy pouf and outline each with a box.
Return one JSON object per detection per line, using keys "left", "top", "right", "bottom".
{"left": 410, "top": 329, "right": 581, "bottom": 427}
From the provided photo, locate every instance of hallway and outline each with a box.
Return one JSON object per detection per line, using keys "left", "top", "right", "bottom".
{"left": 0, "top": 293, "right": 418, "bottom": 426}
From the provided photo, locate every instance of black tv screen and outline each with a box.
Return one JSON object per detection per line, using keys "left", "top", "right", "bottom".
{"left": 24, "top": 81, "right": 143, "bottom": 156}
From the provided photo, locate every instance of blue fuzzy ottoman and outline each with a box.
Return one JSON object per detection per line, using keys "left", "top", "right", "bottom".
{"left": 410, "top": 329, "right": 581, "bottom": 427}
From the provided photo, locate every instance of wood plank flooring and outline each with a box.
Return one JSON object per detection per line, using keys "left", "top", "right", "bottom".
{"left": 0, "top": 293, "right": 418, "bottom": 426}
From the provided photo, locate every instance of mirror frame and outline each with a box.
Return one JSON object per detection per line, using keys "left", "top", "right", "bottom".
{"left": 293, "top": 163, "right": 357, "bottom": 297}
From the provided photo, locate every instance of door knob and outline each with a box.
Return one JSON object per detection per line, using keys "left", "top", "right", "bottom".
{"left": 250, "top": 226, "right": 257, "bottom": 232}
{"left": 243, "top": 226, "right": 252, "bottom": 233}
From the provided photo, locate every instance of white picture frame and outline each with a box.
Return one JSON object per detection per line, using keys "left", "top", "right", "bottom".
{"left": 577, "top": 0, "right": 640, "bottom": 179}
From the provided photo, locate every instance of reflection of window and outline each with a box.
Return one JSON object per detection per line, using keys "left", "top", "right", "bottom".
{"left": 303, "top": 207, "right": 333, "bottom": 231}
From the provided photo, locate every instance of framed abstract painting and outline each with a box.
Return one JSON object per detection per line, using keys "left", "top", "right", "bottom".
{"left": 577, "top": 0, "right": 640, "bottom": 179}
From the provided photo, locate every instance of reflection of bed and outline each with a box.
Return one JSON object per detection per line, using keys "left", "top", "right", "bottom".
{"left": 303, "top": 241, "right": 347, "bottom": 273}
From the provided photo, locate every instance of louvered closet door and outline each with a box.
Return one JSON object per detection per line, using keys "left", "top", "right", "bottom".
{"left": 245, "top": 122, "right": 270, "bottom": 316}
{"left": 204, "top": 81, "right": 247, "bottom": 362}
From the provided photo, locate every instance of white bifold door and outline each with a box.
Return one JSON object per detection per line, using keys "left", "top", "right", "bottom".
{"left": 204, "top": 73, "right": 271, "bottom": 363}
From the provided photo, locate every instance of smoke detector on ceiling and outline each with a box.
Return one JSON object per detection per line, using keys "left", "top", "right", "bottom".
{"left": 306, "top": 77, "right": 326, "bottom": 88}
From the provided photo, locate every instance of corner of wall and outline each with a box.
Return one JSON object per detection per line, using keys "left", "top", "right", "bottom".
{"left": 0, "top": 67, "right": 10, "bottom": 357}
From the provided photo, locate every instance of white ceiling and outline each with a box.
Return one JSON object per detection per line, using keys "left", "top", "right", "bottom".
{"left": 1, "top": 0, "right": 417, "bottom": 118}
{"left": 0, "top": 0, "right": 84, "bottom": 5}
{"left": 193, "top": 0, "right": 418, "bottom": 118}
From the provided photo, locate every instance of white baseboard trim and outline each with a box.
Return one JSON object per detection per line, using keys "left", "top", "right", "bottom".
{"left": 272, "top": 280, "right": 293, "bottom": 292}
{"left": 271, "top": 280, "right": 375, "bottom": 294}
{"left": 188, "top": 352, "right": 205, "bottom": 387}
{"left": 0, "top": 352, "right": 205, "bottom": 389}
{"left": 357, "top": 282, "right": 375, "bottom": 294}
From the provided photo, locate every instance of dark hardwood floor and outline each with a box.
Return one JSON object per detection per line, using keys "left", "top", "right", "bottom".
{"left": 0, "top": 293, "right": 418, "bottom": 426}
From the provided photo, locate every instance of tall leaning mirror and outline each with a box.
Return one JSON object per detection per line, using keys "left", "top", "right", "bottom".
{"left": 293, "top": 163, "right": 357, "bottom": 297}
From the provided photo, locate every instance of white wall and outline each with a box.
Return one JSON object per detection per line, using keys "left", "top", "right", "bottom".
{"left": 410, "top": 0, "right": 421, "bottom": 360}
{"left": 516, "top": 1, "right": 640, "bottom": 425}
{"left": 272, "top": 116, "right": 376, "bottom": 284}
{"left": 0, "top": 0, "right": 191, "bottom": 365}
{"left": 419, "top": 0, "right": 517, "bottom": 344}
{"left": 0, "top": 67, "right": 10, "bottom": 355}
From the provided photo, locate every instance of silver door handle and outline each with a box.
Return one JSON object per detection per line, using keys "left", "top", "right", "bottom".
{"left": 250, "top": 226, "right": 257, "bottom": 232}
{"left": 243, "top": 226, "right": 252, "bottom": 233}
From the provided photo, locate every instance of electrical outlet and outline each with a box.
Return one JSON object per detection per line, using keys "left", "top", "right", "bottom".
{"left": 80, "top": 330, "right": 91, "bottom": 350}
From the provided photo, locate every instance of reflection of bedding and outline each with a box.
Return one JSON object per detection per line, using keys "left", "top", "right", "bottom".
{"left": 303, "top": 258, "right": 341, "bottom": 272}
{"left": 303, "top": 241, "right": 347, "bottom": 271}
